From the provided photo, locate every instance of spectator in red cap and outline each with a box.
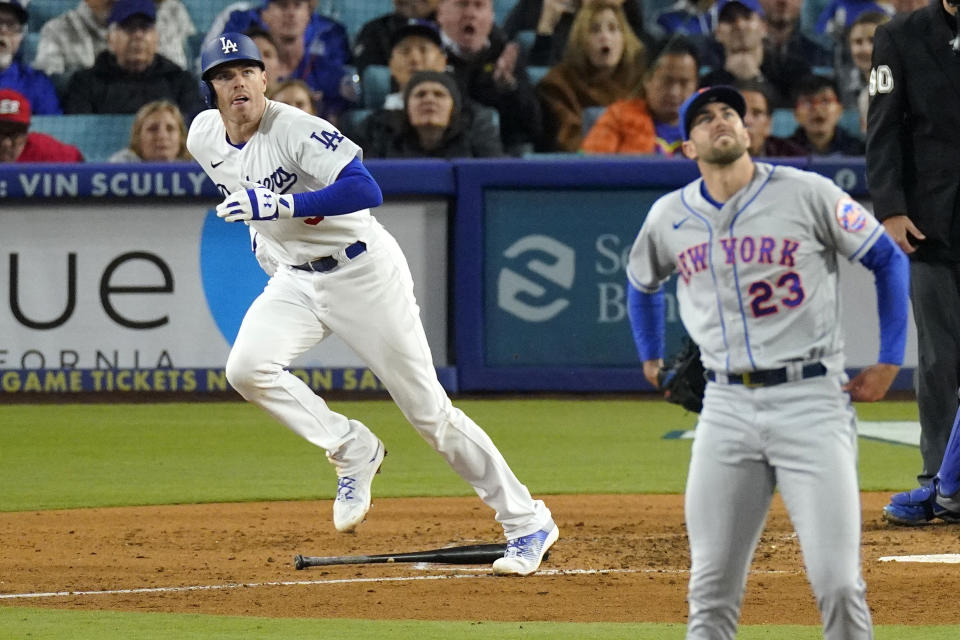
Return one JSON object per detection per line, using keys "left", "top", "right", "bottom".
{"left": 0, "top": 89, "right": 83, "bottom": 162}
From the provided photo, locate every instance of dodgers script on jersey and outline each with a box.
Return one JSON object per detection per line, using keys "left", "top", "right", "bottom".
{"left": 627, "top": 162, "right": 883, "bottom": 373}
{"left": 187, "top": 100, "right": 370, "bottom": 264}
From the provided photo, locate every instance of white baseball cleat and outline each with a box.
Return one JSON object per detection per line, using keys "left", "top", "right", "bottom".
{"left": 332, "top": 438, "right": 385, "bottom": 533}
{"left": 492, "top": 520, "right": 559, "bottom": 576}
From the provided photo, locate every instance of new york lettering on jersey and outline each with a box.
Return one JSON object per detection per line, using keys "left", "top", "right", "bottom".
{"left": 675, "top": 236, "right": 801, "bottom": 284}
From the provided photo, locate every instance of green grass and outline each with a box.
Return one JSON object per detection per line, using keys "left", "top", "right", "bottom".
{"left": 0, "top": 398, "right": 948, "bottom": 638}
{"left": 0, "top": 609, "right": 956, "bottom": 640}
{"left": 0, "top": 399, "right": 923, "bottom": 512}
{"left": 0, "top": 399, "right": 704, "bottom": 511}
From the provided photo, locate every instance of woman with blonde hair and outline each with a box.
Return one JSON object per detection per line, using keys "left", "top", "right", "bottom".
{"left": 267, "top": 79, "right": 318, "bottom": 116}
{"left": 536, "top": 0, "right": 646, "bottom": 151}
{"left": 109, "top": 100, "right": 190, "bottom": 162}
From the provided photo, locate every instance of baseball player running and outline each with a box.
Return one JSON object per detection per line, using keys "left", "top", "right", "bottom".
{"left": 187, "top": 32, "right": 557, "bottom": 576}
{"left": 626, "top": 86, "right": 909, "bottom": 639}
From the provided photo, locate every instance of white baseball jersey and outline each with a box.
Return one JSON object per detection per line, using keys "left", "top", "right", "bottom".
{"left": 187, "top": 100, "right": 372, "bottom": 265}
{"left": 627, "top": 162, "right": 883, "bottom": 374}
{"left": 187, "top": 98, "right": 553, "bottom": 544}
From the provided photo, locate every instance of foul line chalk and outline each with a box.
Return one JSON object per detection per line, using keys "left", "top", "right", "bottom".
{"left": 878, "top": 554, "right": 960, "bottom": 563}
{"left": 0, "top": 567, "right": 798, "bottom": 601}
{"left": 0, "top": 569, "right": 628, "bottom": 600}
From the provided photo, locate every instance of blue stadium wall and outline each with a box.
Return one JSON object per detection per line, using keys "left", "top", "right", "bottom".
{"left": 0, "top": 157, "right": 911, "bottom": 395}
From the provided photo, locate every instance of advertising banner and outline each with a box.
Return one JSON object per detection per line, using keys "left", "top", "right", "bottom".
{"left": 1, "top": 191, "right": 450, "bottom": 394}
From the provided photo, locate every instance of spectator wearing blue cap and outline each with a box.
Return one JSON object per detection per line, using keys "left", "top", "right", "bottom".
{"left": 699, "top": 0, "right": 811, "bottom": 108}
{"left": 353, "top": 0, "right": 440, "bottom": 73}
{"left": 219, "top": 0, "right": 355, "bottom": 122}
{"left": 62, "top": 0, "right": 203, "bottom": 118}
{"left": 381, "top": 19, "right": 447, "bottom": 109}
{"left": 0, "top": 0, "right": 61, "bottom": 114}
{"left": 34, "top": 0, "right": 195, "bottom": 78}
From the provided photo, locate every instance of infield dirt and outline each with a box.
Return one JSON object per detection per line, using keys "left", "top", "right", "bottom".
{"left": 1, "top": 493, "right": 959, "bottom": 625}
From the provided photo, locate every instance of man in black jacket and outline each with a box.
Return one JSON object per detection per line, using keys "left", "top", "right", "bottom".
{"left": 867, "top": 0, "right": 960, "bottom": 524}
{"left": 436, "top": 0, "right": 542, "bottom": 155}
{"left": 62, "top": 0, "right": 203, "bottom": 120}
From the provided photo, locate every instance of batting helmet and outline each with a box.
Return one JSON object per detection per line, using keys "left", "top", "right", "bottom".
{"left": 199, "top": 32, "right": 265, "bottom": 106}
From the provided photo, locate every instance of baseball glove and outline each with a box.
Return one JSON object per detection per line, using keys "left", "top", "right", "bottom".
{"left": 657, "top": 338, "right": 706, "bottom": 413}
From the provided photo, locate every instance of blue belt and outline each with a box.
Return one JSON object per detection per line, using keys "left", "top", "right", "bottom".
{"left": 292, "top": 241, "right": 366, "bottom": 273}
{"left": 706, "top": 363, "right": 827, "bottom": 388}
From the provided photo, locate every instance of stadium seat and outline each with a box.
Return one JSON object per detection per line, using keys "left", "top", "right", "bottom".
{"left": 361, "top": 64, "right": 392, "bottom": 109}
{"left": 526, "top": 65, "right": 550, "bottom": 86}
{"left": 772, "top": 107, "right": 863, "bottom": 140}
{"left": 771, "top": 108, "right": 798, "bottom": 138}
{"left": 20, "top": 31, "right": 39, "bottom": 66}
{"left": 26, "top": 0, "right": 75, "bottom": 34}
{"left": 181, "top": 0, "right": 246, "bottom": 35}
{"left": 582, "top": 105, "right": 606, "bottom": 137}
{"left": 514, "top": 29, "right": 536, "bottom": 58}
{"left": 494, "top": 0, "right": 513, "bottom": 24}
{"left": 339, "top": 107, "right": 372, "bottom": 141}
{"left": 324, "top": 0, "right": 393, "bottom": 39}
{"left": 839, "top": 107, "right": 864, "bottom": 140}
{"left": 29, "top": 114, "right": 136, "bottom": 162}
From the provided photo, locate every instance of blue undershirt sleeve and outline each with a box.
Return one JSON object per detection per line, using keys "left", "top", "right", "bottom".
{"left": 626, "top": 280, "right": 666, "bottom": 362}
{"left": 290, "top": 157, "right": 383, "bottom": 217}
{"left": 858, "top": 233, "right": 909, "bottom": 365}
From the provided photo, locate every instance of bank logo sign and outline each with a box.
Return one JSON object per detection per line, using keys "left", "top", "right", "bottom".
{"left": 497, "top": 235, "right": 575, "bottom": 322}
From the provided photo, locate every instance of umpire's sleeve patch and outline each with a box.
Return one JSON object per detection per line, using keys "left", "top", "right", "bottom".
{"left": 869, "top": 65, "right": 893, "bottom": 96}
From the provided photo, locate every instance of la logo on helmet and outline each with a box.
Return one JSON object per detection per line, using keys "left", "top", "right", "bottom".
{"left": 220, "top": 37, "right": 239, "bottom": 54}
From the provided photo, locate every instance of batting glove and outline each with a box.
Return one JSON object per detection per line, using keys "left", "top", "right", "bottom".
{"left": 217, "top": 184, "right": 295, "bottom": 222}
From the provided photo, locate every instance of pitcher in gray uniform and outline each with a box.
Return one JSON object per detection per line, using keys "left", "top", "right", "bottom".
{"left": 626, "top": 86, "right": 909, "bottom": 640}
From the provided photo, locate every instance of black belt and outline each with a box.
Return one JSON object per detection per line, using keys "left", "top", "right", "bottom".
{"left": 706, "top": 363, "right": 827, "bottom": 388}
{"left": 292, "top": 241, "right": 366, "bottom": 273}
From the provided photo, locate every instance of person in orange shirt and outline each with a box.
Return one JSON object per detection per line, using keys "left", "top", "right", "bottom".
{"left": 580, "top": 35, "right": 698, "bottom": 155}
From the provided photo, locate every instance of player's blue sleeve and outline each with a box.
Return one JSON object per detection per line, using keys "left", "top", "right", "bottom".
{"left": 626, "top": 280, "right": 665, "bottom": 362}
{"left": 290, "top": 157, "right": 383, "bottom": 217}
{"left": 858, "top": 233, "right": 909, "bottom": 365}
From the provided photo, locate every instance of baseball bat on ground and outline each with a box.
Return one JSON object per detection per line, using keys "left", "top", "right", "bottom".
{"left": 295, "top": 542, "right": 535, "bottom": 569}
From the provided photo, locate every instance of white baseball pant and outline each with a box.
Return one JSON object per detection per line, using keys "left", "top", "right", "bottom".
{"left": 225, "top": 221, "right": 551, "bottom": 538}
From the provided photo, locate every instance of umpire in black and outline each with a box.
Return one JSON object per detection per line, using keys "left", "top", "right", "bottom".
{"left": 866, "top": 0, "right": 960, "bottom": 489}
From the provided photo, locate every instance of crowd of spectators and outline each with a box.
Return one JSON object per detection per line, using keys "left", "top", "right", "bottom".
{"left": 0, "top": 0, "right": 909, "bottom": 162}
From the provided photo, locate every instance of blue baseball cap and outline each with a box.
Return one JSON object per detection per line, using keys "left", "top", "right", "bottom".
{"left": 108, "top": 0, "right": 156, "bottom": 26}
{"left": 390, "top": 18, "right": 442, "bottom": 50}
{"left": 716, "top": 0, "right": 764, "bottom": 19}
{"left": 0, "top": 0, "right": 28, "bottom": 24}
{"left": 679, "top": 86, "right": 747, "bottom": 140}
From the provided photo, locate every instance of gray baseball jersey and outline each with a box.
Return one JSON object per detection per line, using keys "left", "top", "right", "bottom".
{"left": 627, "top": 162, "right": 883, "bottom": 374}
{"left": 628, "top": 161, "right": 879, "bottom": 639}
